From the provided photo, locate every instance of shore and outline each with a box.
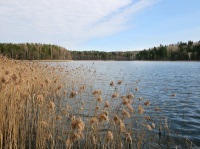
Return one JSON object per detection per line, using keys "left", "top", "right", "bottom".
{"left": 18, "top": 59, "right": 74, "bottom": 62}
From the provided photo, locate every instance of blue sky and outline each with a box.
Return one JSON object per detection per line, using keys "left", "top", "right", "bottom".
{"left": 0, "top": 0, "right": 200, "bottom": 52}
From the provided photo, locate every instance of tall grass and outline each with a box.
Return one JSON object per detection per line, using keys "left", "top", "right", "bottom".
{"left": 0, "top": 55, "right": 196, "bottom": 149}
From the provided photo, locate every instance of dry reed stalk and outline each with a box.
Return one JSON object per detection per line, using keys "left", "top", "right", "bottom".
{"left": 0, "top": 55, "right": 193, "bottom": 149}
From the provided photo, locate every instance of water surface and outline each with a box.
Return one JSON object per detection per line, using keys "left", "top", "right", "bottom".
{"left": 52, "top": 61, "right": 200, "bottom": 146}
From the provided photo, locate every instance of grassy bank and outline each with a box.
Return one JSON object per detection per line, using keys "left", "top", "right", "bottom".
{"left": 0, "top": 56, "right": 195, "bottom": 148}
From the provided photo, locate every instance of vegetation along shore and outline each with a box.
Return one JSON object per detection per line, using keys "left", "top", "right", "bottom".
{"left": 0, "top": 39, "right": 199, "bottom": 148}
{"left": 0, "top": 40, "right": 200, "bottom": 61}
{"left": 0, "top": 55, "right": 199, "bottom": 148}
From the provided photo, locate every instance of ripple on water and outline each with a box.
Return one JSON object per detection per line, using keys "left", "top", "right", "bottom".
{"left": 49, "top": 61, "right": 200, "bottom": 147}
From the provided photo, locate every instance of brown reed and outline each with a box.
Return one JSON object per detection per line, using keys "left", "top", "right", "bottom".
{"left": 0, "top": 55, "right": 193, "bottom": 149}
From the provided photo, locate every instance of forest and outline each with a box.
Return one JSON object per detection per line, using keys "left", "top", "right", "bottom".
{"left": 0, "top": 43, "right": 72, "bottom": 60}
{"left": 135, "top": 41, "right": 200, "bottom": 61}
{"left": 70, "top": 51, "right": 137, "bottom": 61}
{"left": 71, "top": 40, "right": 200, "bottom": 61}
{"left": 0, "top": 40, "right": 200, "bottom": 61}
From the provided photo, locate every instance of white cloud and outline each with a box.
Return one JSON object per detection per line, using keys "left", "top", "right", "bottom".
{"left": 0, "top": 0, "right": 157, "bottom": 49}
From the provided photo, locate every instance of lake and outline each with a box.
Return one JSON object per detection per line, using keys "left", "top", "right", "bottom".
{"left": 51, "top": 61, "right": 200, "bottom": 146}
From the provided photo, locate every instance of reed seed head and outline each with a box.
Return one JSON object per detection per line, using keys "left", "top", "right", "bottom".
{"left": 125, "top": 133, "right": 132, "bottom": 143}
{"left": 126, "top": 94, "right": 134, "bottom": 100}
{"left": 57, "top": 85, "right": 63, "bottom": 91}
{"left": 117, "top": 80, "right": 122, "bottom": 85}
{"left": 95, "top": 106, "right": 100, "bottom": 111}
{"left": 48, "top": 101, "right": 55, "bottom": 110}
{"left": 89, "top": 117, "right": 98, "bottom": 125}
{"left": 144, "top": 116, "right": 151, "bottom": 121}
{"left": 61, "top": 109, "right": 67, "bottom": 115}
{"left": 99, "top": 113, "right": 109, "bottom": 122}
{"left": 152, "top": 123, "right": 155, "bottom": 129}
{"left": 41, "top": 121, "right": 48, "bottom": 128}
{"left": 106, "top": 131, "right": 114, "bottom": 142}
{"left": 96, "top": 96, "right": 102, "bottom": 103}
{"left": 71, "top": 117, "right": 85, "bottom": 131}
{"left": 119, "top": 120, "right": 125, "bottom": 132}
{"left": 70, "top": 90, "right": 77, "bottom": 98}
{"left": 122, "top": 109, "right": 130, "bottom": 118}
{"left": 122, "top": 98, "right": 129, "bottom": 106}
{"left": 79, "top": 85, "right": 86, "bottom": 91}
{"left": 104, "top": 101, "right": 110, "bottom": 108}
{"left": 138, "top": 97, "right": 143, "bottom": 101}
{"left": 110, "top": 81, "right": 114, "bottom": 87}
{"left": 138, "top": 105, "right": 145, "bottom": 114}
{"left": 56, "top": 115, "right": 62, "bottom": 121}
{"left": 103, "top": 110, "right": 109, "bottom": 116}
{"left": 146, "top": 124, "right": 152, "bottom": 131}
{"left": 92, "top": 89, "right": 102, "bottom": 95}
{"left": 113, "top": 115, "right": 120, "bottom": 123}
{"left": 112, "top": 92, "right": 119, "bottom": 98}
{"left": 144, "top": 100, "right": 150, "bottom": 106}
{"left": 154, "top": 107, "right": 160, "bottom": 112}
{"left": 171, "top": 93, "right": 176, "bottom": 97}
{"left": 126, "top": 104, "right": 134, "bottom": 113}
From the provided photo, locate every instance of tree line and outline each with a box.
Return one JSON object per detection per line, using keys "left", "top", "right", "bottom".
{"left": 70, "top": 51, "right": 137, "bottom": 61}
{"left": 0, "top": 43, "right": 72, "bottom": 60}
{"left": 135, "top": 41, "right": 200, "bottom": 60}
{"left": 0, "top": 40, "right": 200, "bottom": 61}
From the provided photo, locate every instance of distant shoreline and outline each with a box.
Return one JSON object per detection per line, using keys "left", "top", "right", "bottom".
{"left": 33, "top": 60, "right": 74, "bottom": 62}
{"left": 18, "top": 60, "right": 74, "bottom": 62}
{"left": 18, "top": 59, "right": 200, "bottom": 62}
{"left": 33, "top": 60, "right": 115, "bottom": 62}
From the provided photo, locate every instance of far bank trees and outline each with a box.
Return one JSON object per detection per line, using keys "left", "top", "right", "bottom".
{"left": 135, "top": 41, "right": 200, "bottom": 61}
{"left": 0, "top": 43, "right": 72, "bottom": 60}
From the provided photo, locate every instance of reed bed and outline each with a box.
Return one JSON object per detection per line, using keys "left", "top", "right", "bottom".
{"left": 0, "top": 55, "right": 196, "bottom": 149}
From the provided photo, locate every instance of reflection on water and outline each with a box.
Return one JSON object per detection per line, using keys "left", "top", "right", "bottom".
{"left": 50, "top": 61, "right": 200, "bottom": 146}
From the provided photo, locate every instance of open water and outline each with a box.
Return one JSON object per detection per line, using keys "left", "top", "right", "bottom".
{"left": 52, "top": 61, "right": 200, "bottom": 147}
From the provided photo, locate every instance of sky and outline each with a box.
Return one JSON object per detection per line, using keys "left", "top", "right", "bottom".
{"left": 0, "top": 0, "right": 200, "bottom": 52}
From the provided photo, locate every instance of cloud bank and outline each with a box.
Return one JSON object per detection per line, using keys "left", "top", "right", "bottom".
{"left": 0, "top": 0, "right": 157, "bottom": 50}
